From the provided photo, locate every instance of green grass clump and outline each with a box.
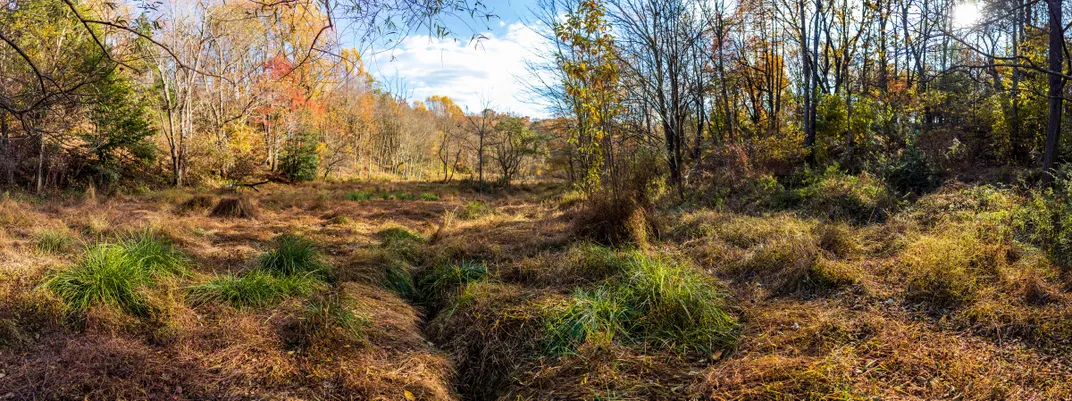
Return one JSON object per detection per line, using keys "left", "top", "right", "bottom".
{"left": 379, "top": 227, "right": 424, "bottom": 263}
{"left": 620, "top": 253, "right": 738, "bottom": 352}
{"left": 418, "top": 261, "right": 487, "bottom": 304}
{"left": 419, "top": 192, "right": 440, "bottom": 201}
{"left": 288, "top": 291, "right": 370, "bottom": 347}
{"left": 546, "top": 252, "right": 737, "bottom": 354}
{"left": 258, "top": 234, "right": 330, "bottom": 277}
{"left": 776, "top": 166, "right": 892, "bottom": 224}
{"left": 346, "top": 191, "right": 373, "bottom": 201}
{"left": 34, "top": 229, "right": 75, "bottom": 254}
{"left": 188, "top": 271, "right": 322, "bottom": 308}
{"left": 121, "top": 233, "right": 189, "bottom": 276}
{"left": 545, "top": 287, "right": 629, "bottom": 354}
{"left": 384, "top": 262, "right": 417, "bottom": 300}
{"left": 45, "top": 246, "right": 150, "bottom": 315}
{"left": 395, "top": 192, "right": 416, "bottom": 201}
{"left": 42, "top": 234, "right": 189, "bottom": 316}
{"left": 459, "top": 200, "right": 493, "bottom": 220}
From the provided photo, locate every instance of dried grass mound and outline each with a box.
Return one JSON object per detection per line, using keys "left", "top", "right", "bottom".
{"left": 210, "top": 197, "right": 259, "bottom": 219}
{"left": 177, "top": 195, "right": 216, "bottom": 213}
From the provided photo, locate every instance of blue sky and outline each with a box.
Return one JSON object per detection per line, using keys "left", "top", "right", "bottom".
{"left": 358, "top": 0, "right": 550, "bottom": 117}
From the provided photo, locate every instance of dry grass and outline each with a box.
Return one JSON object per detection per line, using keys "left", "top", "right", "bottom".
{"left": 1, "top": 180, "right": 1072, "bottom": 400}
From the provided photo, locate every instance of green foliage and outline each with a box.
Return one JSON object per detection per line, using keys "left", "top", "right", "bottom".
{"left": 884, "top": 145, "right": 941, "bottom": 195}
{"left": 546, "top": 251, "right": 737, "bottom": 354}
{"left": 43, "top": 235, "right": 187, "bottom": 316}
{"left": 777, "top": 166, "right": 892, "bottom": 224}
{"left": 419, "top": 192, "right": 440, "bottom": 201}
{"left": 545, "top": 287, "right": 629, "bottom": 354}
{"left": 459, "top": 200, "right": 494, "bottom": 220}
{"left": 34, "top": 229, "right": 75, "bottom": 254}
{"left": 279, "top": 132, "right": 320, "bottom": 182}
{"left": 346, "top": 191, "right": 373, "bottom": 201}
{"left": 120, "top": 232, "right": 189, "bottom": 276}
{"left": 82, "top": 72, "right": 156, "bottom": 185}
{"left": 1017, "top": 168, "right": 1072, "bottom": 269}
{"left": 258, "top": 234, "right": 330, "bottom": 277}
{"left": 553, "top": 0, "right": 621, "bottom": 193}
{"left": 418, "top": 261, "right": 488, "bottom": 304}
{"left": 289, "top": 291, "right": 370, "bottom": 347}
{"left": 620, "top": 253, "right": 738, "bottom": 352}
{"left": 385, "top": 262, "right": 417, "bottom": 300}
{"left": 188, "top": 271, "right": 322, "bottom": 308}
{"left": 379, "top": 227, "right": 424, "bottom": 263}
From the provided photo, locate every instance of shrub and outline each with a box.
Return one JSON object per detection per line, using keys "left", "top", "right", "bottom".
{"left": 258, "top": 234, "right": 330, "bottom": 277}
{"left": 34, "top": 229, "right": 75, "bottom": 254}
{"left": 346, "top": 191, "right": 373, "bottom": 201}
{"left": 884, "top": 145, "right": 941, "bottom": 195}
{"left": 188, "top": 271, "right": 322, "bottom": 308}
{"left": 1017, "top": 171, "right": 1072, "bottom": 269}
{"left": 279, "top": 132, "right": 319, "bottom": 182}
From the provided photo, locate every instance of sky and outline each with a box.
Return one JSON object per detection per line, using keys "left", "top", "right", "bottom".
{"left": 359, "top": 0, "right": 550, "bottom": 118}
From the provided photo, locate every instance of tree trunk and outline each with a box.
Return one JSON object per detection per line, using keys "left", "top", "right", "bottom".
{"left": 1042, "top": 0, "right": 1064, "bottom": 181}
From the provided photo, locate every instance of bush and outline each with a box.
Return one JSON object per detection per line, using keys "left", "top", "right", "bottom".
{"left": 258, "top": 234, "right": 330, "bottom": 277}
{"left": 884, "top": 145, "right": 941, "bottom": 195}
{"left": 43, "top": 234, "right": 188, "bottom": 316}
{"left": 777, "top": 166, "right": 893, "bottom": 224}
{"left": 188, "top": 271, "right": 322, "bottom": 308}
{"left": 1017, "top": 170, "right": 1072, "bottom": 269}
{"left": 279, "top": 132, "right": 319, "bottom": 182}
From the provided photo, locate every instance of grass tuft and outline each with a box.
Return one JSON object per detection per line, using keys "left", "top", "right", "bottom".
{"left": 620, "top": 253, "right": 738, "bottom": 352}
{"left": 346, "top": 191, "right": 373, "bottom": 201}
{"left": 419, "top": 192, "right": 440, "bottom": 201}
{"left": 42, "top": 233, "right": 189, "bottom": 316}
{"left": 459, "top": 200, "right": 493, "bottom": 220}
{"left": 546, "top": 251, "right": 738, "bottom": 354}
{"left": 418, "top": 261, "right": 488, "bottom": 305}
{"left": 34, "top": 229, "right": 75, "bottom": 254}
{"left": 44, "top": 245, "right": 152, "bottom": 316}
{"left": 188, "top": 271, "right": 322, "bottom": 308}
{"left": 258, "top": 234, "right": 330, "bottom": 277}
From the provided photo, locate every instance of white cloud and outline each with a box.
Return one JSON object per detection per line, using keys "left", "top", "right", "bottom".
{"left": 369, "top": 22, "right": 548, "bottom": 117}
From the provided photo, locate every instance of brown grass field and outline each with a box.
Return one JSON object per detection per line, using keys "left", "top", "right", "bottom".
{"left": 1, "top": 181, "right": 1071, "bottom": 400}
